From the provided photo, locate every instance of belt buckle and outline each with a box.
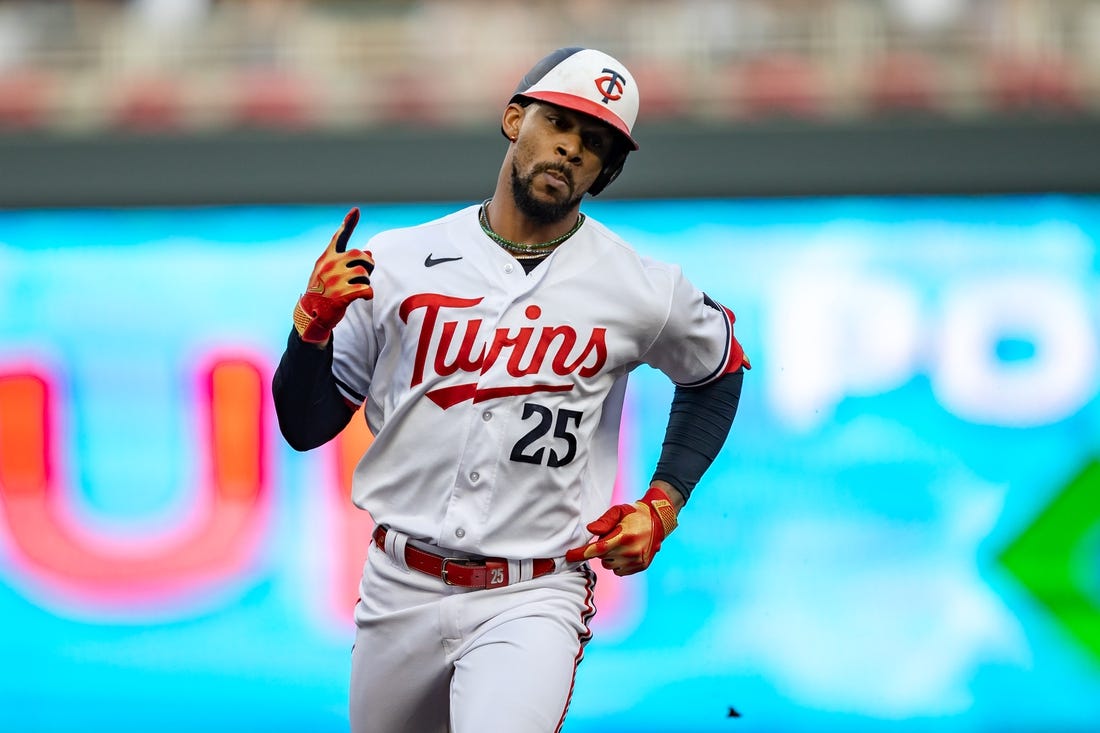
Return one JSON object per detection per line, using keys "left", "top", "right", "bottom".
{"left": 440, "top": 557, "right": 470, "bottom": 586}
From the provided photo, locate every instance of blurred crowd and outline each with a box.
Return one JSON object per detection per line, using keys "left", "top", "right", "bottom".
{"left": 0, "top": 0, "right": 1097, "bottom": 135}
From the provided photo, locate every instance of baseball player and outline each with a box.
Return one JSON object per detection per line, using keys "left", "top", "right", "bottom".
{"left": 273, "top": 47, "right": 749, "bottom": 733}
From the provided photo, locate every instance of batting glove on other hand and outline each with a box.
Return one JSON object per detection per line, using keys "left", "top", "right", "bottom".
{"left": 565, "top": 486, "right": 679, "bottom": 575}
{"left": 293, "top": 208, "right": 375, "bottom": 344}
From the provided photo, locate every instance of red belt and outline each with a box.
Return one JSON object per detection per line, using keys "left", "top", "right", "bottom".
{"left": 373, "top": 526, "right": 556, "bottom": 589}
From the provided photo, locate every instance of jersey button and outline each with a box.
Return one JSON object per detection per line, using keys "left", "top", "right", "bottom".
{"left": 482, "top": 411, "right": 492, "bottom": 421}
{"left": 455, "top": 528, "right": 466, "bottom": 538}
{"left": 469, "top": 471, "right": 480, "bottom": 482}
{"left": 503, "top": 263, "right": 514, "bottom": 274}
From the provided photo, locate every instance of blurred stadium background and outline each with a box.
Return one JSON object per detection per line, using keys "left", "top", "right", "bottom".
{"left": 3, "top": 0, "right": 1100, "bottom": 131}
{"left": 2, "top": 2, "right": 1100, "bottom": 732}
{"left": 1, "top": 0, "right": 1098, "bottom": 202}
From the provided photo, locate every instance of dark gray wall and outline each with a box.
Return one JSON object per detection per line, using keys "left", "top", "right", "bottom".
{"left": 2, "top": 116, "right": 1097, "bottom": 207}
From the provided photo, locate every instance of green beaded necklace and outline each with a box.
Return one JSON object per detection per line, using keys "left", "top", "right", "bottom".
{"left": 478, "top": 198, "right": 585, "bottom": 259}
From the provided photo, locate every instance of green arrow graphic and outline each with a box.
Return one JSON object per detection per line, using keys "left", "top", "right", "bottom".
{"left": 999, "top": 459, "right": 1100, "bottom": 661}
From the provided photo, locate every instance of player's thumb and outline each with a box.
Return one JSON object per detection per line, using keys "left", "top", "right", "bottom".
{"left": 585, "top": 503, "right": 634, "bottom": 536}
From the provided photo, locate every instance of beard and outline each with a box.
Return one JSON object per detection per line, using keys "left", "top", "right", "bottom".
{"left": 510, "top": 160, "right": 585, "bottom": 226}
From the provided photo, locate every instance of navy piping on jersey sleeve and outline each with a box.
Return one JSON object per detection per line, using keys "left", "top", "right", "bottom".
{"left": 334, "top": 374, "right": 365, "bottom": 404}
{"left": 676, "top": 294, "right": 735, "bottom": 388}
{"left": 650, "top": 367, "right": 744, "bottom": 504}
{"left": 272, "top": 328, "right": 356, "bottom": 451}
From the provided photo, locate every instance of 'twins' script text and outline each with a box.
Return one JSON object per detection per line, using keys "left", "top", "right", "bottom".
{"left": 399, "top": 294, "right": 607, "bottom": 409}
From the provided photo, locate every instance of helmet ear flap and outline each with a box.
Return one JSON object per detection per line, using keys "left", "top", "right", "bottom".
{"left": 588, "top": 145, "right": 628, "bottom": 197}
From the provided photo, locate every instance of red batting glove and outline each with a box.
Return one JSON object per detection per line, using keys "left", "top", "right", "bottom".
{"left": 293, "top": 207, "right": 375, "bottom": 344}
{"left": 565, "top": 486, "right": 679, "bottom": 575}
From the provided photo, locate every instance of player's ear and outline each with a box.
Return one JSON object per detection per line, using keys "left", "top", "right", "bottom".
{"left": 501, "top": 102, "right": 526, "bottom": 142}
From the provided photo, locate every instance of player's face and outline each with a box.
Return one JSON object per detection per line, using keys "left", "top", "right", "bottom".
{"left": 509, "top": 103, "right": 616, "bottom": 225}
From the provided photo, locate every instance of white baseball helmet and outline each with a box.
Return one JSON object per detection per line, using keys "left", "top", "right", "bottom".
{"left": 507, "top": 47, "right": 640, "bottom": 195}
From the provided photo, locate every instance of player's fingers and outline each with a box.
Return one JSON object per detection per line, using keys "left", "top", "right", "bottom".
{"left": 602, "top": 555, "right": 646, "bottom": 575}
{"left": 572, "top": 525, "right": 627, "bottom": 562}
{"left": 564, "top": 544, "right": 594, "bottom": 564}
{"left": 565, "top": 534, "right": 612, "bottom": 564}
{"left": 568, "top": 505, "right": 636, "bottom": 563}
{"left": 345, "top": 257, "right": 375, "bottom": 280}
{"left": 346, "top": 255, "right": 375, "bottom": 273}
{"left": 583, "top": 538, "right": 612, "bottom": 560}
{"left": 585, "top": 504, "right": 631, "bottom": 536}
{"left": 332, "top": 207, "right": 361, "bottom": 254}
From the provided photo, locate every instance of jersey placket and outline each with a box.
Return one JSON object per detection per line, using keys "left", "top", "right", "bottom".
{"left": 437, "top": 259, "right": 548, "bottom": 550}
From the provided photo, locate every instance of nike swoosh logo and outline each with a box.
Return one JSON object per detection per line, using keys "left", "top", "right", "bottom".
{"left": 425, "top": 254, "right": 463, "bottom": 268}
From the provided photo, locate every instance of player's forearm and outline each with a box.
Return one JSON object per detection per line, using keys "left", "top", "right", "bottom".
{"left": 272, "top": 328, "right": 355, "bottom": 451}
{"left": 650, "top": 367, "right": 744, "bottom": 504}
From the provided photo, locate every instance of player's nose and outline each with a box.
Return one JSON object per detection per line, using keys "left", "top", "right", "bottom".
{"left": 554, "top": 134, "right": 583, "bottom": 163}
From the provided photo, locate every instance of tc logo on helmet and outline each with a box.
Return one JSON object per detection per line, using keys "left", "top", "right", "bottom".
{"left": 594, "top": 68, "right": 627, "bottom": 104}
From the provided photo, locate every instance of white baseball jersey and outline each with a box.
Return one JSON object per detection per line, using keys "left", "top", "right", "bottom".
{"left": 331, "top": 204, "right": 742, "bottom": 560}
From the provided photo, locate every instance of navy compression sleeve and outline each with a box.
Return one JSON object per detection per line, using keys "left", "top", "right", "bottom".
{"left": 271, "top": 328, "right": 355, "bottom": 451}
{"left": 650, "top": 367, "right": 744, "bottom": 503}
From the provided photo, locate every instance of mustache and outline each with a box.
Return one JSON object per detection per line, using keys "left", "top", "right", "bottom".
{"left": 530, "top": 162, "right": 574, "bottom": 186}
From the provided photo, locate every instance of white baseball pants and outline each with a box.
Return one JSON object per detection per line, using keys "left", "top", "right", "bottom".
{"left": 349, "top": 538, "right": 597, "bottom": 733}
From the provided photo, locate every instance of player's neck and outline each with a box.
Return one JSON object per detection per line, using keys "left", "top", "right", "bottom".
{"left": 483, "top": 195, "right": 582, "bottom": 248}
